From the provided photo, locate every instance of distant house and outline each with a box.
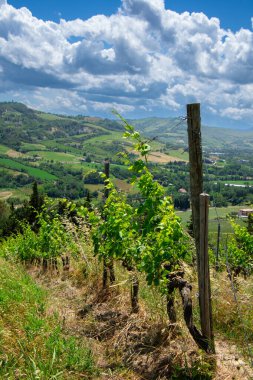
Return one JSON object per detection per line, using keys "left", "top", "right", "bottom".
{"left": 178, "top": 188, "right": 187, "bottom": 194}
{"left": 238, "top": 209, "right": 253, "bottom": 218}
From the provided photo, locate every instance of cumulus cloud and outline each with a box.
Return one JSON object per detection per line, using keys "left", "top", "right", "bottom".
{"left": 0, "top": 0, "right": 252, "bottom": 125}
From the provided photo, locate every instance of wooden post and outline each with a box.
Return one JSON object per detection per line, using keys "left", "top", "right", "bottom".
{"left": 199, "top": 193, "right": 215, "bottom": 352}
{"left": 103, "top": 159, "right": 115, "bottom": 287}
{"left": 187, "top": 103, "right": 203, "bottom": 275}
{"left": 215, "top": 223, "right": 221, "bottom": 271}
{"left": 103, "top": 160, "right": 110, "bottom": 288}
{"left": 104, "top": 159, "right": 110, "bottom": 199}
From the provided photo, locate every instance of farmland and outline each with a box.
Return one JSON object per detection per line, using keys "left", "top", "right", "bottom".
{"left": 1, "top": 102, "right": 253, "bottom": 209}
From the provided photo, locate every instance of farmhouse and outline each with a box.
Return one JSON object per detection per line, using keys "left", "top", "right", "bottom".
{"left": 238, "top": 208, "right": 253, "bottom": 217}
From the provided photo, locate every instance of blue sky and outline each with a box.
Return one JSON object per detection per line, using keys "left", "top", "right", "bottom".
{"left": 1, "top": 0, "right": 253, "bottom": 128}
{"left": 7, "top": 0, "right": 253, "bottom": 31}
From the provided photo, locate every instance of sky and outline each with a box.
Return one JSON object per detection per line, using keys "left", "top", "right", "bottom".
{"left": 0, "top": 0, "right": 253, "bottom": 128}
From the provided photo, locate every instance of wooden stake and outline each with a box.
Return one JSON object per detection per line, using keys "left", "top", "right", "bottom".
{"left": 187, "top": 103, "right": 203, "bottom": 275}
{"left": 103, "top": 159, "right": 115, "bottom": 287}
{"left": 104, "top": 159, "right": 110, "bottom": 199}
{"left": 215, "top": 223, "right": 221, "bottom": 271}
{"left": 199, "top": 193, "right": 215, "bottom": 352}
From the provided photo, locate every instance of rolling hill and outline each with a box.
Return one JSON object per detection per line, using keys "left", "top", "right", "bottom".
{"left": 1, "top": 101, "right": 253, "bottom": 202}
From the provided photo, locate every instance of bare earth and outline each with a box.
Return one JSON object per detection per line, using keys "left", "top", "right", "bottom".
{"left": 0, "top": 191, "right": 12, "bottom": 199}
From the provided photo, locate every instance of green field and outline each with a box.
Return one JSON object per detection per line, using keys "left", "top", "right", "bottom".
{"left": 0, "top": 144, "right": 10, "bottom": 154}
{"left": 21, "top": 143, "right": 47, "bottom": 151}
{"left": 83, "top": 131, "right": 123, "bottom": 144}
{"left": 43, "top": 141, "right": 83, "bottom": 155}
{"left": 167, "top": 148, "right": 189, "bottom": 161}
{"left": 29, "top": 150, "right": 81, "bottom": 163}
{"left": 0, "top": 158, "right": 57, "bottom": 180}
{"left": 0, "top": 187, "right": 32, "bottom": 200}
{"left": 177, "top": 205, "right": 247, "bottom": 246}
{"left": 36, "top": 113, "right": 67, "bottom": 121}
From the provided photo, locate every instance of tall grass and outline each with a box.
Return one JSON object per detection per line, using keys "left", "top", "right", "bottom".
{"left": 0, "top": 258, "right": 98, "bottom": 379}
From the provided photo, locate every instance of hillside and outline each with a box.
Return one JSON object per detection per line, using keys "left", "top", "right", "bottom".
{"left": 0, "top": 103, "right": 185, "bottom": 201}
{"left": 130, "top": 117, "right": 253, "bottom": 151}
{"left": 1, "top": 102, "right": 253, "bottom": 203}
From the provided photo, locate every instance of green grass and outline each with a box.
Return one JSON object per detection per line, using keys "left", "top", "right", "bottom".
{"left": 43, "top": 141, "right": 83, "bottom": 155}
{"left": 36, "top": 113, "right": 67, "bottom": 121}
{"left": 211, "top": 271, "right": 253, "bottom": 358}
{"left": 0, "top": 187, "right": 32, "bottom": 200}
{"left": 65, "top": 161, "right": 104, "bottom": 172}
{"left": 166, "top": 148, "right": 189, "bottom": 161}
{"left": 82, "top": 131, "right": 123, "bottom": 144}
{"left": 177, "top": 205, "right": 247, "bottom": 246}
{"left": 21, "top": 143, "right": 47, "bottom": 151}
{"left": 177, "top": 205, "right": 246, "bottom": 225}
{"left": 0, "top": 144, "right": 10, "bottom": 154}
{"left": 0, "top": 257, "right": 98, "bottom": 379}
{"left": 29, "top": 150, "right": 81, "bottom": 163}
{"left": 0, "top": 158, "right": 57, "bottom": 180}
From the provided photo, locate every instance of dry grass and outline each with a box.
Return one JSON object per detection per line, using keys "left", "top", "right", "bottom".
{"left": 0, "top": 191, "right": 12, "bottom": 199}
{"left": 28, "top": 257, "right": 253, "bottom": 380}
{"left": 127, "top": 148, "right": 186, "bottom": 163}
{"left": 4, "top": 241, "right": 252, "bottom": 380}
{"left": 6, "top": 149, "right": 23, "bottom": 158}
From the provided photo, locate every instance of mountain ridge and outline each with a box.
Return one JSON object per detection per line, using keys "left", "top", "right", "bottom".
{"left": 0, "top": 101, "right": 252, "bottom": 151}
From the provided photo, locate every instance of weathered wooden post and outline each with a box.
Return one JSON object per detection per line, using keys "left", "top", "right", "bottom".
{"left": 187, "top": 104, "right": 214, "bottom": 353}
{"left": 215, "top": 223, "right": 221, "bottom": 271}
{"left": 199, "top": 193, "right": 215, "bottom": 352}
{"left": 104, "top": 159, "right": 110, "bottom": 199}
{"left": 102, "top": 159, "right": 115, "bottom": 288}
{"left": 187, "top": 103, "right": 203, "bottom": 274}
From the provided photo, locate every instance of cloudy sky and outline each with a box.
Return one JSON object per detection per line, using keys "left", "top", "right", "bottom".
{"left": 0, "top": 0, "right": 253, "bottom": 128}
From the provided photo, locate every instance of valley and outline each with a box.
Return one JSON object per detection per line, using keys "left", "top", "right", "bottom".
{"left": 1, "top": 102, "right": 253, "bottom": 209}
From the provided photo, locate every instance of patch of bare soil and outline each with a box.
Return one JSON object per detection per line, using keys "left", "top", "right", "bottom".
{"left": 148, "top": 152, "right": 186, "bottom": 164}
{"left": 0, "top": 191, "right": 12, "bottom": 199}
{"left": 7, "top": 149, "right": 23, "bottom": 158}
{"left": 127, "top": 148, "right": 186, "bottom": 163}
{"left": 214, "top": 339, "right": 253, "bottom": 380}
{"left": 29, "top": 268, "right": 253, "bottom": 380}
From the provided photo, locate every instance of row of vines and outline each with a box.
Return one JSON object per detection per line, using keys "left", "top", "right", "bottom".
{"left": 1, "top": 118, "right": 252, "bottom": 354}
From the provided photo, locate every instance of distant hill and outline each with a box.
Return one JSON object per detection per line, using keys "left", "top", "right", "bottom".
{"left": 1, "top": 102, "right": 253, "bottom": 152}
{"left": 129, "top": 117, "right": 253, "bottom": 151}
{"left": 1, "top": 102, "right": 253, "bottom": 201}
{"left": 0, "top": 102, "right": 124, "bottom": 150}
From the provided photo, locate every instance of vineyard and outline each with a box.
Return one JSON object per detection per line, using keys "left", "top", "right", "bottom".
{"left": 0, "top": 119, "right": 253, "bottom": 379}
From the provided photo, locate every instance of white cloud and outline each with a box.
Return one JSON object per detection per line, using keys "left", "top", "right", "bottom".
{"left": 0, "top": 0, "right": 252, "bottom": 126}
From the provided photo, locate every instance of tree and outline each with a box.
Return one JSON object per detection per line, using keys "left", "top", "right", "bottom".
{"left": 247, "top": 213, "right": 253, "bottom": 235}
{"left": 29, "top": 181, "right": 44, "bottom": 226}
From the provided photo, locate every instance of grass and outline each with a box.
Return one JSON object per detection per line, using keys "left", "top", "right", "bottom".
{"left": 0, "top": 187, "right": 32, "bottom": 201}
{"left": 211, "top": 271, "right": 253, "bottom": 357}
{"left": 177, "top": 205, "right": 247, "bottom": 226}
{"left": 28, "top": 150, "right": 81, "bottom": 163}
{"left": 82, "top": 131, "right": 123, "bottom": 145}
{"left": 167, "top": 148, "right": 189, "bottom": 161}
{"left": 36, "top": 113, "right": 66, "bottom": 121}
{"left": 21, "top": 143, "right": 47, "bottom": 151}
{"left": 43, "top": 141, "right": 83, "bottom": 155}
{"left": 0, "top": 220, "right": 252, "bottom": 378}
{"left": 0, "top": 257, "right": 98, "bottom": 379}
{"left": 0, "top": 158, "right": 57, "bottom": 180}
{"left": 0, "top": 144, "right": 9, "bottom": 154}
